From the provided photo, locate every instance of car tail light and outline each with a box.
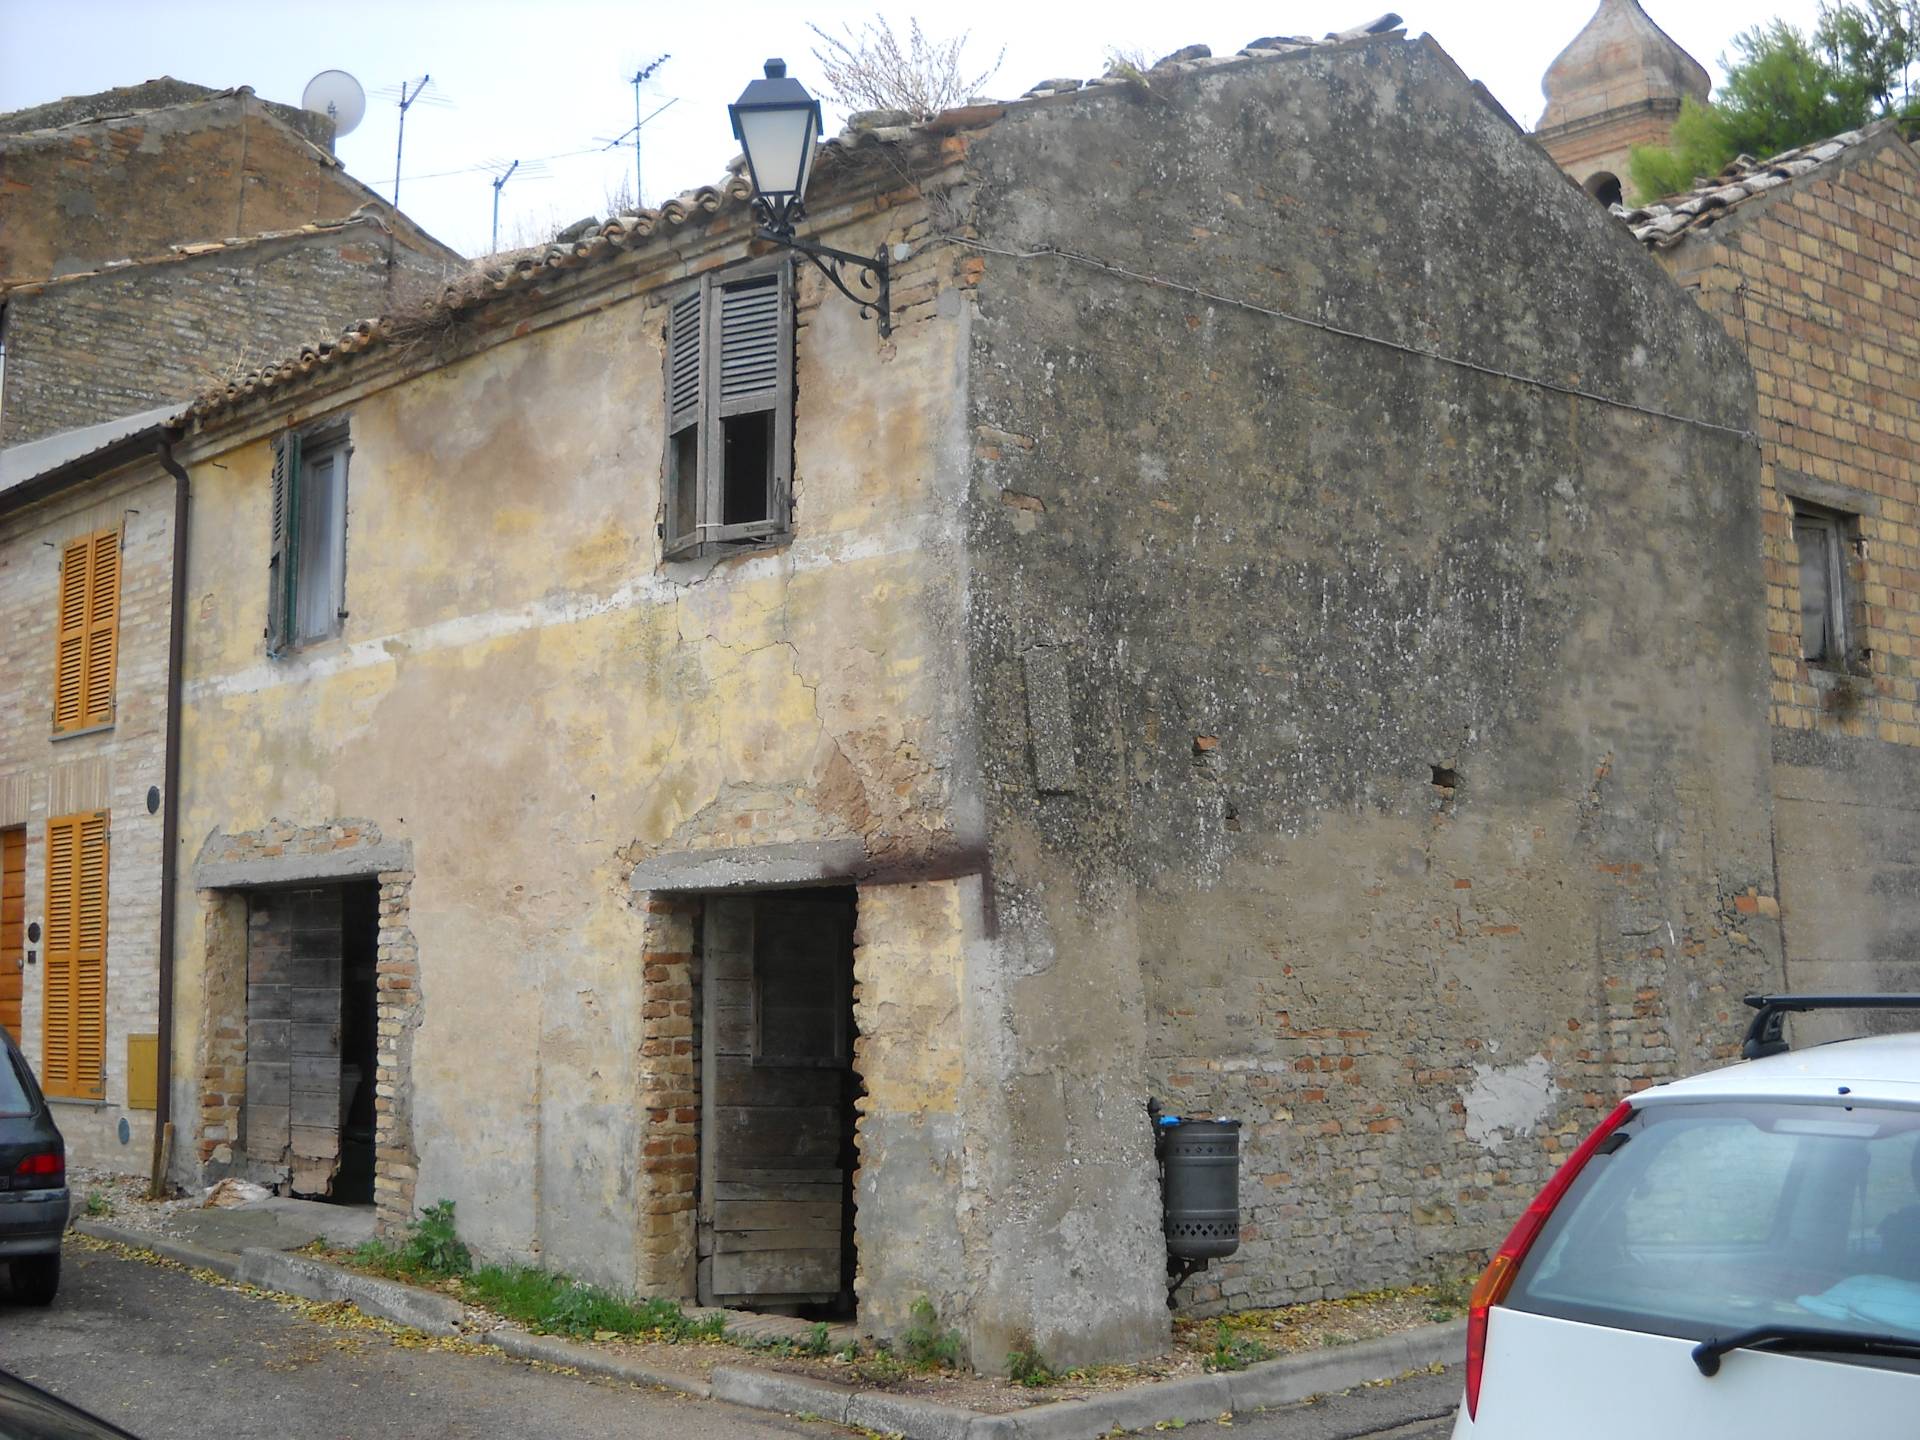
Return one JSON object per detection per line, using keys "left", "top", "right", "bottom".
{"left": 1464, "top": 1100, "right": 1632, "bottom": 1422}
{"left": 13, "top": 1150, "right": 64, "bottom": 1189}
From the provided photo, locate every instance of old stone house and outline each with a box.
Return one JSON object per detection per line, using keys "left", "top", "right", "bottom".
{"left": 120, "top": 24, "right": 1790, "bottom": 1369}
{"left": 0, "top": 80, "right": 459, "bottom": 445}
{"left": 1617, "top": 125, "right": 1920, "bottom": 1024}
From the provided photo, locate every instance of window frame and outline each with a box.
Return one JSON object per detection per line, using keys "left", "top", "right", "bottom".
{"left": 267, "top": 420, "right": 352, "bottom": 655}
{"left": 1790, "top": 499, "right": 1859, "bottom": 671}
{"left": 661, "top": 257, "right": 796, "bottom": 561}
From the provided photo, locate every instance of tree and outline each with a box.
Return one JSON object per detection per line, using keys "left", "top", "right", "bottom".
{"left": 807, "top": 15, "right": 1005, "bottom": 122}
{"left": 1628, "top": 2, "right": 1920, "bottom": 203}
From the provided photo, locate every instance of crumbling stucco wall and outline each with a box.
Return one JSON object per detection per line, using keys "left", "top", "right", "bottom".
{"left": 958, "top": 33, "right": 1783, "bottom": 1339}
{"left": 170, "top": 195, "right": 983, "bottom": 1303}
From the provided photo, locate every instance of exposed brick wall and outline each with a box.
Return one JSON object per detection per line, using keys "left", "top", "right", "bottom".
{"left": 0, "top": 462, "right": 175, "bottom": 1171}
{"left": 1662, "top": 141, "right": 1920, "bottom": 741}
{"left": 635, "top": 895, "right": 700, "bottom": 1296}
{"left": 373, "top": 869, "right": 420, "bottom": 1231}
{"left": 0, "top": 229, "right": 454, "bottom": 447}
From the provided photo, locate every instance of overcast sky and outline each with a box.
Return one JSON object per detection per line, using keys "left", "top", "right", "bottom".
{"left": 2, "top": 1, "right": 1831, "bottom": 258}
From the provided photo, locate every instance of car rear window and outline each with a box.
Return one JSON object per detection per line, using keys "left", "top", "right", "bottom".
{"left": 0, "top": 1045, "right": 35, "bottom": 1118}
{"left": 1507, "top": 1100, "right": 1920, "bottom": 1345}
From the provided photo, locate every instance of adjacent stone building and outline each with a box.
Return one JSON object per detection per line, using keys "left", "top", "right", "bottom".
{"left": 144, "top": 28, "right": 1782, "bottom": 1367}
{"left": 0, "top": 80, "right": 460, "bottom": 447}
{"left": 1536, "top": 0, "right": 1707, "bottom": 204}
{"left": 1620, "top": 124, "right": 1920, "bottom": 1035}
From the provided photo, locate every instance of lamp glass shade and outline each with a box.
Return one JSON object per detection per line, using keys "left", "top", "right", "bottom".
{"left": 736, "top": 101, "right": 819, "bottom": 203}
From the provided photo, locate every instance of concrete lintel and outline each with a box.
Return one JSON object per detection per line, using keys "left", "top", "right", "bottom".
{"left": 194, "top": 842, "right": 414, "bottom": 890}
{"left": 629, "top": 839, "right": 872, "bottom": 894}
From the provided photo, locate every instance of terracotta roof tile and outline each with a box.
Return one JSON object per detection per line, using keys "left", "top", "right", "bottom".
{"left": 1614, "top": 123, "right": 1888, "bottom": 248}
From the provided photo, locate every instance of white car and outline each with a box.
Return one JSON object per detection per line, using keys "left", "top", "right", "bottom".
{"left": 1456, "top": 995, "right": 1920, "bottom": 1438}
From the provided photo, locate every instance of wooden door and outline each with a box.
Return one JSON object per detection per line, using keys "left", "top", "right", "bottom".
{"left": 0, "top": 828, "right": 23, "bottom": 1043}
{"left": 699, "top": 891, "right": 854, "bottom": 1306}
{"left": 245, "top": 888, "right": 344, "bottom": 1194}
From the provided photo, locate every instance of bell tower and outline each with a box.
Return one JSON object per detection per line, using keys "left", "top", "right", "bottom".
{"left": 1536, "top": 0, "right": 1709, "bottom": 205}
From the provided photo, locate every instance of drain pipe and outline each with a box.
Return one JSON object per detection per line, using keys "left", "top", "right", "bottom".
{"left": 149, "top": 439, "right": 191, "bottom": 1197}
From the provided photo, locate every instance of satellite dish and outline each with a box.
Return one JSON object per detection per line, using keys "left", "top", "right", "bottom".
{"left": 302, "top": 70, "right": 367, "bottom": 138}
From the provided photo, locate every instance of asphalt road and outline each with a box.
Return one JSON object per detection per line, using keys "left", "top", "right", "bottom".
{"left": 0, "top": 1245, "right": 1460, "bottom": 1439}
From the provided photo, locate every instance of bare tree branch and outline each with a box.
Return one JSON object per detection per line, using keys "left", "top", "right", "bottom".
{"left": 808, "top": 15, "right": 1005, "bottom": 121}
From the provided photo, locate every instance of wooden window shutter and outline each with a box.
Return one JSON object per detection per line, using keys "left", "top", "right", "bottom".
{"left": 53, "top": 529, "right": 120, "bottom": 731}
{"left": 669, "top": 291, "right": 703, "bottom": 434}
{"left": 43, "top": 810, "right": 108, "bottom": 1099}
{"left": 267, "top": 432, "right": 302, "bottom": 654}
{"left": 82, "top": 530, "right": 119, "bottom": 727}
{"left": 705, "top": 264, "right": 794, "bottom": 544}
{"left": 53, "top": 538, "right": 89, "bottom": 731}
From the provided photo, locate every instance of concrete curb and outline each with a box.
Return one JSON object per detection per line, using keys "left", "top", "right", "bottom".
{"left": 72, "top": 1221, "right": 1462, "bottom": 1439}
{"left": 232, "top": 1247, "right": 466, "bottom": 1337}
{"left": 72, "top": 1219, "right": 243, "bottom": 1280}
{"left": 481, "top": 1328, "right": 713, "bottom": 1398}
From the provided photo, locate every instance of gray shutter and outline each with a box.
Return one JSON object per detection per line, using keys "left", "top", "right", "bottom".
{"left": 669, "top": 291, "right": 703, "bottom": 433}
{"left": 266, "top": 432, "right": 301, "bottom": 654}
{"left": 706, "top": 263, "right": 794, "bottom": 543}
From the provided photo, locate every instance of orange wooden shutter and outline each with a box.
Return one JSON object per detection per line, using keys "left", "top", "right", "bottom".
{"left": 82, "top": 530, "right": 120, "bottom": 727}
{"left": 53, "top": 539, "right": 88, "bottom": 731}
{"left": 43, "top": 811, "right": 107, "bottom": 1099}
{"left": 52, "top": 529, "right": 120, "bottom": 732}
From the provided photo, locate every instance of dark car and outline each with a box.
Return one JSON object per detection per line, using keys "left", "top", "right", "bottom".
{"left": 0, "top": 1027, "right": 67, "bottom": 1305}
{"left": 0, "top": 1370, "right": 140, "bottom": 1439}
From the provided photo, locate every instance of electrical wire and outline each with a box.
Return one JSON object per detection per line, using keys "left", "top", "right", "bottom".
{"left": 940, "top": 236, "right": 1760, "bottom": 444}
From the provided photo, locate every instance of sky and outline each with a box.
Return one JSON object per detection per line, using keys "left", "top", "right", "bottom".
{"left": 1, "top": 1, "right": 1833, "bottom": 259}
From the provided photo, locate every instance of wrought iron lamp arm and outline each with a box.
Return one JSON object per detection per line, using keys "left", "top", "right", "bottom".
{"left": 755, "top": 226, "right": 891, "bottom": 337}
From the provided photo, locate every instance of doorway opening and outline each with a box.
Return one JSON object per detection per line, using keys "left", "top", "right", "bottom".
{"left": 242, "top": 880, "right": 380, "bottom": 1204}
{"left": 696, "top": 887, "right": 862, "bottom": 1319}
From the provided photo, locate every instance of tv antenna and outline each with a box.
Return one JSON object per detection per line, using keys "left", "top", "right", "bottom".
{"left": 485, "top": 157, "right": 550, "bottom": 253}
{"left": 600, "top": 54, "right": 672, "bottom": 210}
{"left": 300, "top": 70, "right": 366, "bottom": 141}
{"left": 374, "top": 75, "right": 450, "bottom": 207}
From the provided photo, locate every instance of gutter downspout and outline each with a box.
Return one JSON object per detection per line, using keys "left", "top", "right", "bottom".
{"left": 150, "top": 439, "right": 190, "bottom": 1197}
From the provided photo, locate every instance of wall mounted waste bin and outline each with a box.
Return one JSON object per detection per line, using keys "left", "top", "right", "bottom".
{"left": 1158, "top": 1116, "right": 1241, "bottom": 1261}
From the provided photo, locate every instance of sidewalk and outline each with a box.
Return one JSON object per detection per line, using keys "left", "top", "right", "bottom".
{"left": 73, "top": 1212, "right": 1463, "bottom": 1440}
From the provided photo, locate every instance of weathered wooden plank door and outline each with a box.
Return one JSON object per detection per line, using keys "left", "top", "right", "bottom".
{"left": 245, "top": 888, "right": 344, "bottom": 1194}
{"left": 699, "top": 890, "right": 854, "bottom": 1307}
{"left": 0, "top": 828, "right": 22, "bottom": 1043}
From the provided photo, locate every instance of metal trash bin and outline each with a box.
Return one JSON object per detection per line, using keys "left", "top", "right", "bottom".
{"left": 1157, "top": 1115, "right": 1241, "bottom": 1261}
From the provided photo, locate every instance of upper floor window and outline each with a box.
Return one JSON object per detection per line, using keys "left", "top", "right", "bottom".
{"left": 663, "top": 260, "right": 795, "bottom": 560}
{"left": 1791, "top": 501, "right": 1858, "bottom": 669}
{"left": 268, "top": 424, "right": 350, "bottom": 653}
{"left": 52, "top": 527, "right": 120, "bottom": 733}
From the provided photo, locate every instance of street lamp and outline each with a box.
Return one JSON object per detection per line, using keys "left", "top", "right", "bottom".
{"left": 730, "top": 59, "right": 891, "bottom": 337}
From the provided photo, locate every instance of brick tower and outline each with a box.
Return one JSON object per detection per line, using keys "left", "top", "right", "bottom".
{"left": 1536, "top": 0, "right": 1709, "bottom": 204}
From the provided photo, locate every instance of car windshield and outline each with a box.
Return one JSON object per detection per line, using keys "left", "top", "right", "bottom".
{"left": 0, "top": 1045, "right": 34, "bottom": 1118}
{"left": 1506, "top": 1099, "right": 1920, "bottom": 1348}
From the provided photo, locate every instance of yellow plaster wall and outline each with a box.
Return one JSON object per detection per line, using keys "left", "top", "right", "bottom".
{"left": 171, "top": 215, "right": 978, "bottom": 1289}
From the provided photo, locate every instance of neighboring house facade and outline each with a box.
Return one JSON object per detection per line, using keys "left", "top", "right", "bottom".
{"left": 0, "top": 410, "right": 184, "bottom": 1171}
{"left": 0, "top": 218, "right": 456, "bottom": 448}
{"left": 1535, "top": 0, "right": 1707, "bottom": 205}
{"left": 1620, "top": 125, "right": 1920, "bottom": 1031}
{"left": 148, "top": 30, "right": 1782, "bottom": 1368}
{"left": 0, "top": 79, "right": 460, "bottom": 446}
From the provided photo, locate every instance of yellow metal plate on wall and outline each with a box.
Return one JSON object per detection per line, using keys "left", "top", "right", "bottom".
{"left": 126, "top": 1033, "right": 158, "bottom": 1111}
